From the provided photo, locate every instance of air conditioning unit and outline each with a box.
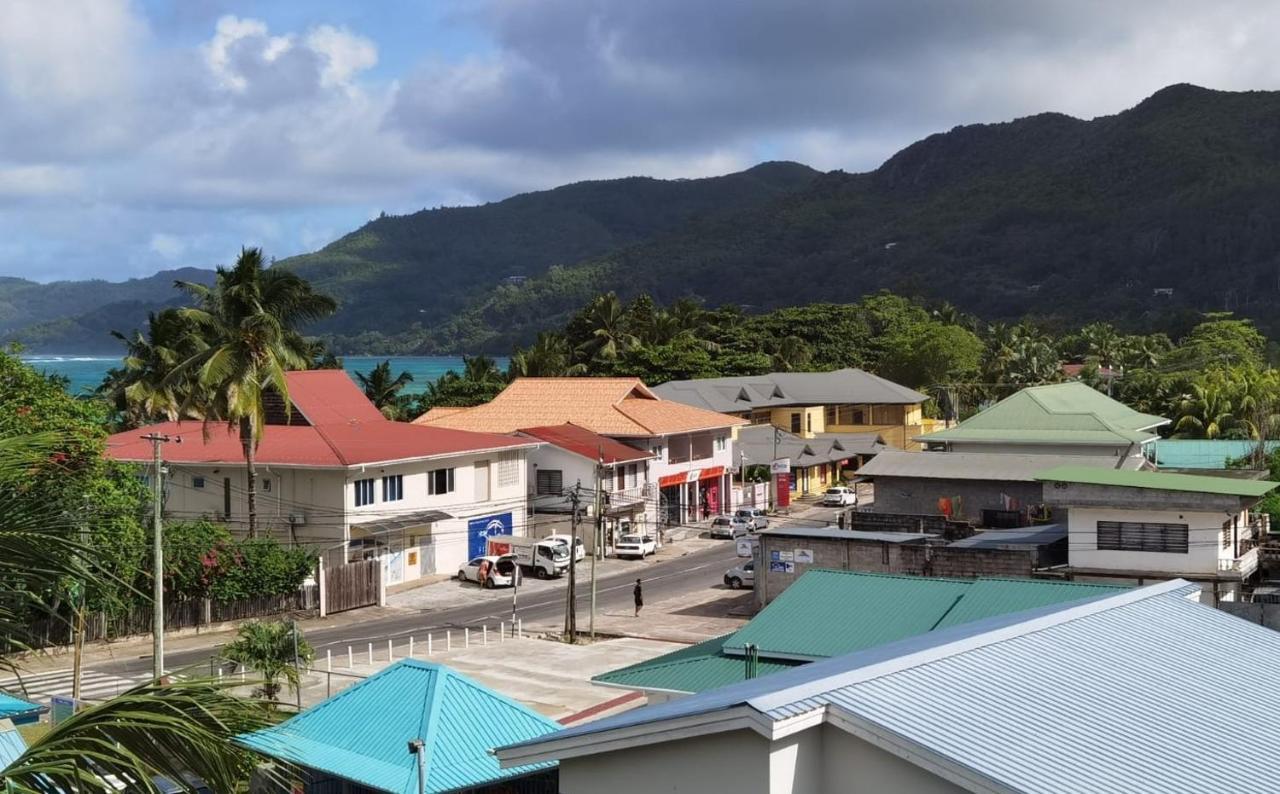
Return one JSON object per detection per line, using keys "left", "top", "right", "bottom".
{"left": 288, "top": 513, "right": 307, "bottom": 526}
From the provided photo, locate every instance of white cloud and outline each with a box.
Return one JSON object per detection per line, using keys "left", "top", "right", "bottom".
{"left": 148, "top": 233, "right": 187, "bottom": 260}
{"left": 306, "top": 25, "right": 378, "bottom": 88}
{"left": 0, "top": 165, "right": 84, "bottom": 200}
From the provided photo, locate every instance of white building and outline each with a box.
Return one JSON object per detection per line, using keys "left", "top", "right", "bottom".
{"left": 105, "top": 370, "right": 538, "bottom": 579}
{"left": 1037, "top": 464, "right": 1276, "bottom": 602}
{"left": 415, "top": 377, "right": 746, "bottom": 526}
{"left": 498, "top": 579, "right": 1280, "bottom": 793}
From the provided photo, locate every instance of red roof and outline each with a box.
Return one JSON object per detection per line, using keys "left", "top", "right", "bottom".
{"left": 105, "top": 371, "right": 534, "bottom": 468}
{"left": 519, "top": 423, "right": 653, "bottom": 464}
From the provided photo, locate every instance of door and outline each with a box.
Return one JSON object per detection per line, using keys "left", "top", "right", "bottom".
{"left": 474, "top": 460, "right": 490, "bottom": 502}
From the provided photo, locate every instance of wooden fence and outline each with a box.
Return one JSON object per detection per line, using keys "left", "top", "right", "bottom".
{"left": 18, "top": 585, "right": 319, "bottom": 650}
{"left": 324, "top": 559, "right": 381, "bottom": 614}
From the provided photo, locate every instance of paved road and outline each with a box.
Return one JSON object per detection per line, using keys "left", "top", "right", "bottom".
{"left": 89, "top": 543, "right": 743, "bottom": 679}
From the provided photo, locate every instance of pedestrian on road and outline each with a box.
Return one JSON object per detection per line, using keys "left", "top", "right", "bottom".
{"left": 633, "top": 578, "right": 643, "bottom": 617}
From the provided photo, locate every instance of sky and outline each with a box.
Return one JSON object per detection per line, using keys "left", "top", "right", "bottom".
{"left": 3, "top": 0, "right": 1280, "bottom": 283}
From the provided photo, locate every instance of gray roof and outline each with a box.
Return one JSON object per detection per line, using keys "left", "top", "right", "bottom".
{"left": 653, "top": 369, "right": 926, "bottom": 413}
{"left": 856, "top": 450, "right": 1146, "bottom": 483}
{"left": 736, "top": 425, "right": 885, "bottom": 469}
{"left": 499, "top": 580, "right": 1280, "bottom": 793}
{"left": 760, "top": 526, "right": 936, "bottom": 543}
{"left": 948, "top": 525, "right": 1067, "bottom": 550}
{"left": 350, "top": 509, "right": 453, "bottom": 534}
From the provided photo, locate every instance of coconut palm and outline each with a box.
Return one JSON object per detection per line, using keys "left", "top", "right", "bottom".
{"left": 1174, "top": 378, "right": 1250, "bottom": 439}
{"left": 221, "top": 620, "right": 315, "bottom": 703}
{"left": 771, "top": 335, "right": 813, "bottom": 372}
{"left": 101, "top": 309, "right": 208, "bottom": 429}
{"left": 575, "top": 293, "right": 638, "bottom": 362}
{"left": 508, "top": 332, "right": 584, "bottom": 377}
{"left": 169, "top": 248, "right": 336, "bottom": 537}
{"left": 355, "top": 360, "right": 414, "bottom": 419}
{"left": 0, "top": 432, "right": 275, "bottom": 791}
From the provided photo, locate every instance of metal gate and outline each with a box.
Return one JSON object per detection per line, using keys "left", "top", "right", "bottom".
{"left": 324, "top": 559, "right": 381, "bottom": 614}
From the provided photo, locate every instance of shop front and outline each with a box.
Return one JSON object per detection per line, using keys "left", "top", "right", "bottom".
{"left": 658, "top": 466, "right": 728, "bottom": 525}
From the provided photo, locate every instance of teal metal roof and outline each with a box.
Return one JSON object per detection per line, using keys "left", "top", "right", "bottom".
{"left": 0, "top": 692, "right": 43, "bottom": 722}
{"left": 1036, "top": 465, "right": 1279, "bottom": 497}
{"left": 595, "top": 571, "right": 1131, "bottom": 694}
{"left": 237, "top": 660, "right": 558, "bottom": 794}
{"left": 1154, "top": 439, "right": 1280, "bottom": 470}
{"left": 593, "top": 634, "right": 801, "bottom": 694}
{"left": 0, "top": 720, "right": 26, "bottom": 770}
{"left": 919, "top": 382, "right": 1167, "bottom": 446}
{"left": 932, "top": 578, "right": 1128, "bottom": 630}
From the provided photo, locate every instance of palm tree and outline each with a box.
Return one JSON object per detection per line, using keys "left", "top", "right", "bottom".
{"left": 221, "top": 620, "right": 315, "bottom": 703}
{"left": 1079, "top": 322, "right": 1126, "bottom": 370}
{"left": 508, "top": 332, "right": 584, "bottom": 377}
{"left": 575, "top": 293, "right": 638, "bottom": 362}
{"left": 0, "top": 432, "right": 275, "bottom": 790}
{"left": 101, "top": 309, "right": 208, "bottom": 429}
{"left": 1174, "top": 378, "right": 1249, "bottom": 439}
{"left": 355, "top": 360, "right": 414, "bottom": 419}
{"left": 462, "top": 354, "right": 506, "bottom": 386}
{"left": 771, "top": 335, "right": 813, "bottom": 372}
{"left": 172, "top": 248, "right": 337, "bottom": 537}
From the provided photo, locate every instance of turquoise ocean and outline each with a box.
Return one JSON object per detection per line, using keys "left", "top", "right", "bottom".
{"left": 21, "top": 355, "right": 507, "bottom": 396}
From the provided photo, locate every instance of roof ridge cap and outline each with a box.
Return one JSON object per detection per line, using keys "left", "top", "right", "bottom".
{"left": 748, "top": 578, "right": 1194, "bottom": 713}
{"left": 310, "top": 422, "right": 352, "bottom": 467}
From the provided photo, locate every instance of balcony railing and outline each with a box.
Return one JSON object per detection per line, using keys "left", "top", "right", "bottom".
{"left": 1219, "top": 542, "right": 1260, "bottom": 576}
{"left": 606, "top": 485, "right": 650, "bottom": 507}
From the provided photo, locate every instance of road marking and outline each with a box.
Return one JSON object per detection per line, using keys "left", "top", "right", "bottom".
{"left": 0, "top": 669, "right": 146, "bottom": 703}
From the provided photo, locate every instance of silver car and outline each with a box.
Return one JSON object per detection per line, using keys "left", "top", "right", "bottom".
{"left": 724, "top": 561, "right": 755, "bottom": 589}
{"left": 710, "top": 515, "right": 751, "bottom": 539}
{"left": 735, "top": 507, "right": 769, "bottom": 530}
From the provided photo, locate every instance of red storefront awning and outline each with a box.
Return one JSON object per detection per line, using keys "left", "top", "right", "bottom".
{"left": 658, "top": 466, "right": 727, "bottom": 489}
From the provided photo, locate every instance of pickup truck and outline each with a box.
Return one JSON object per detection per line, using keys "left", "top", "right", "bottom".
{"left": 487, "top": 535, "right": 569, "bottom": 579}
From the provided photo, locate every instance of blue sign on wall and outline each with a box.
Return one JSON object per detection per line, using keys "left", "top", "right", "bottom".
{"left": 468, "top": 512, "right": 513, "bottom": 558}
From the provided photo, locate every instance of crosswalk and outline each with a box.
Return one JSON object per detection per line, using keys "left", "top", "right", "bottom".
{"left": 0, "top": 668, "right": 146, "bottom": 704}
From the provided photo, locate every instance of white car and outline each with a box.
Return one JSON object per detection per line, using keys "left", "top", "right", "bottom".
{"left": 724, "top": 561, "right": 754, "bottom": 589}
{"left": 614, "top": 533, "right": 657, "bottom": 559}
{"left": 822, "top": 486, "right": 858, "bottom": 507}
{"left": 710, "top": 515, "right": 752, "bottom": 539}
{"left": 735, "top": 507, "right": 769, "bottom": 530}
{"left": 544, "top": 534, "right": 586, "bottom": 563}
{"left": 457, "top": 555, "right": 519, "bottom": 588}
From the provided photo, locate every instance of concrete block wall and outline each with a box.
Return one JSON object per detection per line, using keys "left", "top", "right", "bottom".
{"left": 872, "top": 478, "right": 1050, "bottom": 526}
{"left": 847, "top": 511, "right": 975, "bottom": 540}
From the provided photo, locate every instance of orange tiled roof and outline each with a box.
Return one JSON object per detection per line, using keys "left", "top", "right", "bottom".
{"left": 413, "top": 377, "right": 745, "bottom": 437}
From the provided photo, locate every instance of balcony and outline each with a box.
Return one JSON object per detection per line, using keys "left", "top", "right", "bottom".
{"left": 606, "top": 484, "right": 653, "bottom": 511}
{"left": 1219, "top": 536, "right": 1260, "bottom": 577}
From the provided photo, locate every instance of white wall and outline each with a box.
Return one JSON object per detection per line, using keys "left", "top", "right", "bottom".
{"left": 819, "top": 725, "right": 966, "bottom": 793}
{"left": 1067, "top": 505, "right": 1239, "bottom": 575}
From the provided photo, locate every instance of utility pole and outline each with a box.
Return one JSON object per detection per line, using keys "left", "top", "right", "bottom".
{"left": 591, "top": 449, "right": 603, "bottom": 642}
{"left": 142, "top": 432, "right": 176, "bottom": 680}
{"left": 564, "top": 486, "right": 580, "bottom": 642}
{"left": 292, "top": 618, "right": 302, "bottom": 712}
{"left": 71, "top": 503, "right": 87, "bottom": 701}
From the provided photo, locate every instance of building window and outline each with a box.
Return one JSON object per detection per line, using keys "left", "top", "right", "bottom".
{"left": 715, "top": 435, "right": 726, "bottom": 452}
{"left": 627, "top": 463, "right": 638, "bottom": 489}
{"left": 192, "top": 476, "right": 205, "bottom": 489}
{"left": 382, "top": 474, "right": 404, "bottom": 502}
{"left": 536, "top": 469, "right": 563, "bottom": 496}
{"left": 825, "top": 405, "right": 837, "bottom": 426}
{"left": 1222, "top": 520, "right": 1232, "bottom": 550}
{"left": 428, "top": 468, "right": 455, "bottom": 496}
{"left": 1096, "top": 521, "right": 1189, "bottom": 554}
{"left": 354, "top": 478, "right": 375, "bottom": 507}
{"left": 790, "top": 413, "right": 802, "bottom": 433}
{"left": 852, "top": 407, "right": 866, "bottom": 424}
{"left": 806, "top": 414, "right": 813, "bottom": 434}
{"left": 261, "top": 478, "right": 272, "bottom": 493}
{"left": 691, "top": 433, "right": 714, "bottom": 460}
{"left": 497, "top": 455, "right": 519, "bottom": 488}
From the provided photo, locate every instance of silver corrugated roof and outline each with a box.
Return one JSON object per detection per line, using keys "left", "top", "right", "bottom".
{"left": 654, "top": 369, "right": 927, "bottom": 413}
{"left": 501, "top": 580, "right": 1280, "bottom": 792}
{"left": 856, "top": 450, "right": 1144, "bottom": 482}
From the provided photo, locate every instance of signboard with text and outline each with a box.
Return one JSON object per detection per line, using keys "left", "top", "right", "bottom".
{"left": 468, "top": 512, "right": 513, "bottom": 559}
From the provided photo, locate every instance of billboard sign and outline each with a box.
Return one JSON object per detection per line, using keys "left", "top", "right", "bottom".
{"left": 770, "top": 458, "right": 791, "bottom": 475}
{"left": 468, "top": 512, "right": 513, "bottom": 559}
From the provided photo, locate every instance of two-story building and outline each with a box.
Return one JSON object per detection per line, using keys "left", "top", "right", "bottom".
{"left": 653, "top": 369, "right": 935, "bottom": 450}
{"left": 415, "top": 378, "right": 746, "bottom": 527}
{"left": 106, "top": 370, "right": 538, "bottom": 577}
{"left": 1036, "top": 465, "right": 1277, "bottom": 604}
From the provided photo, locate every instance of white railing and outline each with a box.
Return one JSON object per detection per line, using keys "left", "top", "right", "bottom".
{"left": 1219, "top": 546, "right": 1259, "bottom": 576}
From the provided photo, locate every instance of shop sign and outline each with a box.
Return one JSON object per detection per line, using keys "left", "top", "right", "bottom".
{"left": 770, "top": 458, "right": 792, "bottom": 474}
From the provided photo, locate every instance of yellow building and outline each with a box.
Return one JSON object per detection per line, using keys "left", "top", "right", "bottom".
{"left": 653, "top": 369, "right": 940, "bottom": 451}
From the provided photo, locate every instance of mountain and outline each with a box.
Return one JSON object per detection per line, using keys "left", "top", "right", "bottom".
{"left": 441, "top": 84, "right": 1280, "bottom": 350}
{"left": 11, "top": 83, "right": 1280, "bottom": 354}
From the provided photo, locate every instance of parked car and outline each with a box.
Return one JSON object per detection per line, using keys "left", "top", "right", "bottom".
{"left": 457, "top": 554, "right": 519, "bottom": 588}
{"left": 724, "top": 560, "right": 755, "bottom": 589}
{"left": 709, "top": 515, "right": 752, "bottom": 539}
{"left": 544, "top": 533, "right": 586, "bottom": 563}
{"left": 735, "top": 507, "right": 769, "bottom": 530}
{"left": 822, "top": 486, "right": 858, "bottom": 507}
{"left": 615, "top": 533, "right": 657, "bottom": 559}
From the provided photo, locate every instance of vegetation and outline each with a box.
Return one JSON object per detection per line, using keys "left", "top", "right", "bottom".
{"left": 222, "top": 620, "right": 315, "bottom": 703}
{"left": 164, "top": 519, "right": 313, "bottom": 603}
{"left": 355, "top": 360, "right": 415, "bottom": 419}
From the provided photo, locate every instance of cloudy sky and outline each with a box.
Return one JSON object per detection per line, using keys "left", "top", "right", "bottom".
{"left": 3, "top": 0, "right": 1279, "bottom": 282}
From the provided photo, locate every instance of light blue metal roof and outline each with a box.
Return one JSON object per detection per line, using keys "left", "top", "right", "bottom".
{"left": 503, "top": 580, "right": 1280, "bottom": 792}
{"left": 1153, "top": 439, "right": 1280, "bottom": 470}
{"left": 238, "top": 659, "right": 559, "bottom": 794}
{"left": 0, "top": 720, "right": 26, "bottom": 770}
{"left": 0, "top": 692, "right": 44, "bottom": 722}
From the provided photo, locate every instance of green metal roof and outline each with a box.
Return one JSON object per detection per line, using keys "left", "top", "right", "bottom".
{"left": 1035, "top": 465, "right": 1279, "bottom": 497}
{"left": 593, "top": 634, "right": 801, "bottom": 694}
{"left": 594, "top": 571, "right": 1131, "bottom": 694}
{"left": 724, "top": 571, "right": 975, "bottom": 661}
{"left": 932, "top": 578, "right": 1129, "bottom": 630}
{"left": 237, "top": 659, "right": 558, "bottom": 794}
{"left": 919, "top": 382, "right": 1167, "bottom": 446}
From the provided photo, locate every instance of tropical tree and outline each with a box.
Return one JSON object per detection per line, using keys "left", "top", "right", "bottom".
{"left": 508, "top": 332, "right": 584, "bottom": 377}
{"left": 221, "top": 620, "right": 315, "bottom": 703}
{"left": 1173, "top": 373, "right": 1252, "bottom": 439}
{"left": 100, "top": 308, "right": 208, "bottom": 429}
{"left": 771, "top": 335, "right": 813, "bottom": 372}
{"left": 171, "top": 248, "right": 336, "bottom": 537}
{"left": 574, "top": 293, "right": 638, "bottom": 363}
{"left": 355, "top": 360, "right": 414, "bottom": 419}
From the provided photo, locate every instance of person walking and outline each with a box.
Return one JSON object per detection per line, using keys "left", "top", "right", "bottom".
{"left": 633, "top": 578, "right": 644, "bottom": 617}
